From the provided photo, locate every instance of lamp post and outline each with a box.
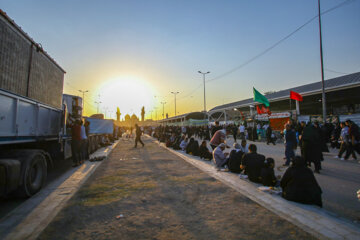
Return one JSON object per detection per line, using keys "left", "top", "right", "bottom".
{"left": 318, "top": 0, "right": 326, "bottom": 123}
{"left": 171, "top": 91, "right": 179, "bottom": 116}
{"left": 94, "top": 101, "right": 102, "bottom": 114}
{"left": 160, "top": 102, "right": 167, "bottom": 119}
{"left": 153, "top": 107, "right": 158, "bottom": 121}
{"left": 198, "top": 71, "right": 210, "bottom": 112}
{"left": 78, "top": 90, "right": 89, "bottom": 115}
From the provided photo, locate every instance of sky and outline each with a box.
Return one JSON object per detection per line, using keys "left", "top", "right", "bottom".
{"left": 1, "top": 0, "right": 359, "bottom": 119}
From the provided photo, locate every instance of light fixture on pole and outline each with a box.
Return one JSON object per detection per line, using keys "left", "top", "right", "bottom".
{"left": 171, "top": 91, "right": 180, "bottom": 116}
{"left": 78, "top": 90, "right": 89, "bottom": 115}
{"left": 160, "top": 101, "right": 167, "bottom": 119}
{"left": 198, "top": 71, "right": 210, "bottom": 112}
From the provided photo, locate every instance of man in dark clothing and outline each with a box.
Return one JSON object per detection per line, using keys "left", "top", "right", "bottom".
{"left": 280, "top": 156, "right": 322, "bottom": 207}
{"left": 266, "top": 126, "right": 275, "bottom": 145}
{"left": 240, "top": 144, "right": 265, "bottom": 183}
{"left": 211, "top": 121, "right": 222, "bottom": 137}
{"left": 301, "top": 123, "right": 322, "bottom": 173}
{"left": 232, "top": 125, "right": 238, "bottom": 143}
{"left": 186, "top": 138, "right": 199, "bottom": 156}
{"left": 134, "top": 124, "right": 144, "bottom": 148}
{"left": 199, "top": 140, "right": 212, "bottom": 160}
{"left": 345, "top": 120, "right": 360, "bottom": 159}
{"left": 284, "top": 124, "right": 297, "bottom": 166}
{"left": 71, "top": 120, "right": 82, "bottom": 167}
{"left": 228, "top": 143, "right": 244, "bottom": 173}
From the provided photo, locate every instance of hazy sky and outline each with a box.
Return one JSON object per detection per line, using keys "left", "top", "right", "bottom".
{"left": 2, "top": 0, "right": 359, "bottom": 119}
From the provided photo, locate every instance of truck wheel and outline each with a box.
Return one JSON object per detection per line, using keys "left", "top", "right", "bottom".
{"left": 22, "top": 153, "right": 47, "bottom": 197}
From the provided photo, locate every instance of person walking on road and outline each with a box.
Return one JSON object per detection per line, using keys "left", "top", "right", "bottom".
{"left": 134, "top": 124, "right": 145, "bottom": 148}
{"left": 344, "top": 119, "right": 360, "bottom": 160}
{"left": 266, "top": 125, "right": 276, "bottom": 145}
{"left": 284, "top": 124, "right": 297, "bottom": 166}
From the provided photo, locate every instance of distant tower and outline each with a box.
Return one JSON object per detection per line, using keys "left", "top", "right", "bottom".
{"left": 116, "top": 107, "right": 121, "bottom": 121}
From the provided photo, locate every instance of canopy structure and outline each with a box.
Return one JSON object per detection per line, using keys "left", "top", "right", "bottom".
{"left": 208, "top": 72, "right": 360, "bottom": 124}
{"left": 157, "top": 112, "right": 208, "bottom": 126}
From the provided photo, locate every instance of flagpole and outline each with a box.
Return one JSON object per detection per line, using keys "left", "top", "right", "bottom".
{"left": 296, "top": 100, "right": 300, "bottom": 115}
{"left": 318, "top": 0, "right": 327, "bottom": 123}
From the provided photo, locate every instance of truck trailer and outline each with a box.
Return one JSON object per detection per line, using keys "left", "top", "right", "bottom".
{"left": 0, "top": 10, "right": 113, "bottom": 197}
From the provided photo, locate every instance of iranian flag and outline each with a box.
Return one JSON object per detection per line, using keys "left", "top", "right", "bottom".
{"left": 253, "top": 87, "right": 269, "bottom": 107}
{"left": 290, "top": 91, "right": 303, "bottom": 101}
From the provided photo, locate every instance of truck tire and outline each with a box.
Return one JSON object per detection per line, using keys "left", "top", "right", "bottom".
{"left": 22, "top": 153, "right": 47, "bottom": 197}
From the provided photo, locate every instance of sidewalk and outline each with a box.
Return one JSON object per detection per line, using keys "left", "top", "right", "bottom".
{"left": 156, "top": 136, "right": 360, "bottom": 240}
{"left": 38, "top": 137, "right": 315, "bottom": 240}
{"left": 0, "top": 140, "right": 119, "bottom": 240}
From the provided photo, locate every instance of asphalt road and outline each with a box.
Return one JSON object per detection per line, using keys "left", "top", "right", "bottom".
{"left": 221, "top": 136, "right": 360, "bottom": 224}
{"left": 0, "top": 157, "right": 73, "bottom": 219}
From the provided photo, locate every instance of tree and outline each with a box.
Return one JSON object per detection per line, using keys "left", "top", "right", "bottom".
{"left": 116, "top": 107, "right": 121, "bottom": 121}
{"left": 141, "top": 106, "right": 145, "bottom": 122}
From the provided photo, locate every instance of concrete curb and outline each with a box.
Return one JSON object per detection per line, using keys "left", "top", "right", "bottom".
{"left": 154, "top": 139, "right": 360, "bottom": 240}
{"left": 0, "top": 140, "right": 119, "bottom": 240}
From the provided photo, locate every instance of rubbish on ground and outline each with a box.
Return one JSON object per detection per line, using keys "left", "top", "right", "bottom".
{"left": 89, "top": 156, "right": 106, "bottom": 162}
{"left": 116, "top": 214, "right": 124, "bottom": 219}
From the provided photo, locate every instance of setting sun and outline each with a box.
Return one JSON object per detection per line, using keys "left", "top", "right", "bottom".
{"left": 98, "top": 76, "right": 156, "bottom": 119}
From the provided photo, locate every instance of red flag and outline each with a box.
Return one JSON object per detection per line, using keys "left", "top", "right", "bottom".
{"left": 290, "top": 91, "right": 303, "bottom": 101}
{"left": 256, "top": 105, "right": 263, "bottom": 114}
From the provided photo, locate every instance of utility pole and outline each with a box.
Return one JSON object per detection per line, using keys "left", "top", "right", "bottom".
{"left": 94, "top": 101, "right": 102, "bottom": 114}
{"left": 198, "top": 71, "right": 210, "bottom": 112}
{"left": 160, "top": 102, "right": 167, "bottom": 119}
{"left": 154, "top": 108, "right": 158, "bottom": 121}
{"left": 171, "top": 91, "right": 179, "bottom": 116}
{"left": 78, "top": 89, "right": 89, "bottom": 115}
{"left": 318, "top": 0, "right": 327, "bottom": 123}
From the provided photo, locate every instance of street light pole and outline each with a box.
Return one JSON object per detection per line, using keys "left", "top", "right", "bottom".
{"left": 198, "top": 71, "right": 210, "bottom": 112}
{"left": 154, "top": 107, "right": 158, "bottom": 121}
{"left": 318, "top": 0, "right": 326, "bottom": 123}
{"left": 171, "top": 91, "right": 179, "bottom": 116}
{"left": 94, "top": 101, "right": 102, "bottom": 114}
{"left": 160, "top": 102, "right": 167, "bottom": 119}
{"left": 78, "top": 89, "right": 89, "bottom": 115}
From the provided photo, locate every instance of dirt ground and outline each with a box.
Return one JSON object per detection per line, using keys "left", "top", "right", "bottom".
{"left": 38, "top": 137, "right": 316, "bottom": 240}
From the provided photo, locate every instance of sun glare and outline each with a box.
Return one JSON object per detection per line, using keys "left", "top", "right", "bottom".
{"left": 98, "top": 76, "right": 155, "bottom": 119}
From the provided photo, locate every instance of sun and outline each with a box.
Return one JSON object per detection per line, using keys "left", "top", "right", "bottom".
{"left": 98, "top": 76, "right": 156, "bottom": 119}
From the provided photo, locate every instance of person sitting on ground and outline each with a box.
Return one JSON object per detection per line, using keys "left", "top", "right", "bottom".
{"left": 260, "top": 158, "right": 278, "bottom": 187}
{"left": 199, "top": 140, "right": 212, "bottom": 160}
{"left": 280, "top": 156, "right": 323, "bottom": 207}
{"left": 239, "top": 139, "right": 249, "bottom": 153}
{"left": 186, "top": 137, "right": 199, "bottom": 156}
{"left": 210, "top": 128, "right": 230, "bottom": 150}
{"left": 228, "top": 143, "right": 244, "bottom": 173}
{"left": 180, "top": 137, "right": 188, "bottom": 151}
{"left": 172, "top": 135, "right": 182, "bottom": 150}
{"left": 213, "top": 143, "right": 229, "bottom": 170}
{"left": 240, "top": 144, "right": 265, "bottom": 183}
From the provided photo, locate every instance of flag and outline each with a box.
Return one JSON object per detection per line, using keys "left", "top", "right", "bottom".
{"left": 257, "top": 105, "right": 272, "bottom": 115}
{"left": 256, "top": 105, "right": 262, "bottom": 114}
{"left": 290, "top": 91, "right": 303, "bottom": 101}
{"left": 253, "top": 87, "right": 269, "bottom": 107}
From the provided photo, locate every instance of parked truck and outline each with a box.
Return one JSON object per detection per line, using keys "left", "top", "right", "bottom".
{"left": 0, "top": 10, "right": 114, "bottom": 197}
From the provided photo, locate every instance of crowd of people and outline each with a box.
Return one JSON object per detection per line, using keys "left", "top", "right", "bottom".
{"left": 153, "top": 119, "right": 360, "bottom": 207}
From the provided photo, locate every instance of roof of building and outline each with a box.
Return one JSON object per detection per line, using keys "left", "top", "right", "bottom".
{"left": 158, "top": 111, "right": 207, "bottom": 122}
{"left": 209, "top": 72, "right": 360, "bottom": 112}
